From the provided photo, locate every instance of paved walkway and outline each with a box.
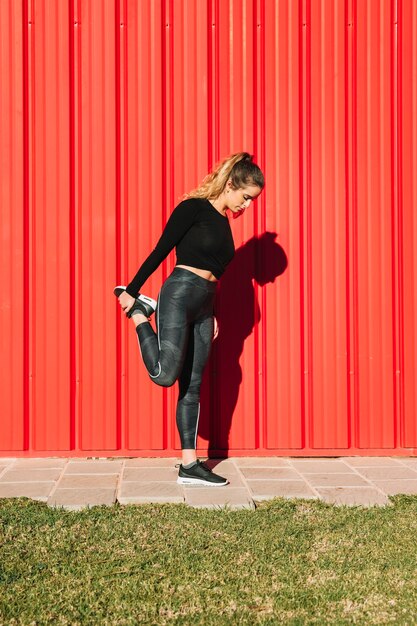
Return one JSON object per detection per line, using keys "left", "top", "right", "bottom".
{"left": 1, "top": 456, "right": 417, "bottom": 510}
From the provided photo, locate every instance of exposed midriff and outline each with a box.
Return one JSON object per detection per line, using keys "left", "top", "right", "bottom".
{"left": 175, "top": 264, "right": 218, "bottom": 282}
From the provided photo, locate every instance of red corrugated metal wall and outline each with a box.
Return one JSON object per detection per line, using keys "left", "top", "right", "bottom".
{"left": 1, "top": 0, "right": 416, "bottom": 458}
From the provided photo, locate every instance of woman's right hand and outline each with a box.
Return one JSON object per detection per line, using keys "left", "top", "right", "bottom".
{"left": 118, "top": 291, "right": 136, "bottom": 315}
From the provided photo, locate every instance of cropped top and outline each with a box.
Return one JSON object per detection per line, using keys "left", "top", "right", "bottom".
{"left": 125, "top": 197, "right": 235, "bottom": 297}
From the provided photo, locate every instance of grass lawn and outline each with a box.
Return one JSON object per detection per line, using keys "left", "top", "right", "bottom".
{"left": 1, "top": 495, "right": 416, "bottom": 625}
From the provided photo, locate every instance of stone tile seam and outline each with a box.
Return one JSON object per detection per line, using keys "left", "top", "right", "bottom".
{"left": 372, "top": 478, "right": 417, "bottom": 484}
{"left": 119, "top": 480, "right": 181, "bottom": 488}
{"left": 118, "top": 492, "right": 185, "bottom": 504}
{"left": 301, "top": 485, "right": 391, "bottom": 490}
{"left": 243, "top": 477, "right": 306, "bottom": 481}
{"left": 391, "top": 459, "right": 417, "bottom": 474}
{"left": 285, "top": 461, "right": 322, "bottom": 499}
{"left": 232, "top": 459, "right": 292, "bottom": 467}
{"left": 355, "top": 471, "right": 417, "bottom": 480}
{"left": 338, "top": 459, "right": 391, "bottom": 497}
{"left": 122, "top": 479, "right": 182, "bottom": 484}
{"left": 52, "top": 488, "right": 116, "bottom": 493}
{"left": 341, "top": 460, "right": 411, "bottom": 468}
{"left": 229, "top": 459, "right": 262, "bottom": 506}
{"left": 46, "top": 460, "right": 70, "bottom": 502}
{"left": 0, "top": 460, "right": 17, "bottom": 476}
{"left": 64, "top": 473, "right": 123, "bottom": 477}
{"left": 300, "top": 471, "right": 401, "bottom": 486}
{"left": 0, "top": 465, "right": 11, "bottom": 480}
{"left": 0, "top": 481, "right": 57, "bottom": 485}
{"left": 246, "top": 477, "right": 373, "bottom": 487}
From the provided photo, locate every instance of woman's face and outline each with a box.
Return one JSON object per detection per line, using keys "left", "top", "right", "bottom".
{"left": 226, "top": 182, "right": 263, "bottom": 218}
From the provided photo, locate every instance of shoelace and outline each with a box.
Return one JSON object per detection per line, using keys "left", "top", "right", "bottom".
{"left": 194, "top": 460, "right": 211, "bottom": 473}
{"left": 174, "top": 460, "right": 212, "bottom": 473}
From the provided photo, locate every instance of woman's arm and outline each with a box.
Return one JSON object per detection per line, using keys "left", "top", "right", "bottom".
{"left": 125, "top": 199, "right": 200, "bottom": 297}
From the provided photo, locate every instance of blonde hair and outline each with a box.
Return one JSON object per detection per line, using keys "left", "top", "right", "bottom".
{"left": 183, "top": 152, "right": 264, "bottom": 200}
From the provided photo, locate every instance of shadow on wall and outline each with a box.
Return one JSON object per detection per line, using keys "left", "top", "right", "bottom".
{"left": 198, "top": 231, "right": 287, "bottom": 457}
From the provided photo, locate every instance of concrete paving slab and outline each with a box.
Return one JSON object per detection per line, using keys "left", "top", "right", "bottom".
{"left": 0, "top": 469, "right": 62, "bottom": 482}
{"left": 219, "top": 473, "right": 247, "bottom": 488}
{"left": 65, "top": 461, "right": 124, "bottom": 474}
{"left": 48, "top": 488, "right": 116, "bottom": 510}
{"left": 397, "top": 459, "right": 417, "bottom": 468}
{"left": 289, "top": 460, "right": 353, "bottom": 473}
{"left": 315, "top": 487, "right": 390, "bottom": 507}
{"left": 231, "top": 457, "right": 291, "bottom": 467}
{"left": 123, "top": 467, "right": 179, "bottom": 482}
{"left": 204, "top": 460, "right": 241, "bottom": 474}
{"left": 303, "top": 473, "right": 370, "bottom": 487}
{"left": 58, "top": 475, "right": 119, "bottom": 489}
{"left": 0, "top": 482, "right": 55, "bottom": 500}
{"left": 240, "top": 467, "right": 301, "bottom": 480}
{"left": 183, "top": 487, "right": 255, "bottom": 510}
{"left": 246, "top": 479, "right": 318, "bottom": 501}
{"left": 124, "top": 458, "right": 181, "bottom": 467}
{"left": 371, "top": 480, "right": 417, "bottom": 495}
{"left": 0, "top": 456, "right": 416, "bottom": 510}
{"left": 353, "top": 467, "right": 417, "bottom": 480}
{"left": 118, "top": 481, "right": 184, "bottom": 504}
{"left": 11, "top": 458, "right": 68, "bottom": 469}
{"left": 66, "top": 457, "right": 122, "bottom": 461}
{"left": 340, "top": 457, "right": 404, "bottom": 467}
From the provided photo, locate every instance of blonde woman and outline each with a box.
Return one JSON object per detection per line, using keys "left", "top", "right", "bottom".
{"left": 114, "top": 152, "right": 264, "bottom": 486}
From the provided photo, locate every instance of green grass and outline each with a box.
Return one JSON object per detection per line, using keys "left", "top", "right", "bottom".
{"left": 1, "top": 496, "right": 417, "bottom": 625}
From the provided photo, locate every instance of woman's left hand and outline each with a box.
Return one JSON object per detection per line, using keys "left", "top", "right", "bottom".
{"left": 213, "top": 316, "right": 219, "bottom": 340}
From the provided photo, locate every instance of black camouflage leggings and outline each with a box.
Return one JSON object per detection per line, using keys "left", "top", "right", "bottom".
{"left": 135, "top": 267, "right": 216, "bottom": 449}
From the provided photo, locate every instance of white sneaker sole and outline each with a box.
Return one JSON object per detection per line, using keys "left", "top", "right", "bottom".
{"left": 177, "top": 476, "right": 229, "bottom": 487}
{"left": 138, "top": 294, "right": 157, "bottom": 310}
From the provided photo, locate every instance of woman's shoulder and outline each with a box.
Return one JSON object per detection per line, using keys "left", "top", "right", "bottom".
{"left": 176, "top": 196, "right": 207, "bottom": 208}
{"left": 173, "top": 196, "right": 208, "bottom": 214}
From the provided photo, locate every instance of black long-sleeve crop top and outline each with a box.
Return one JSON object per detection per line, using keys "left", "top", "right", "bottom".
{"left": 125, "top": 197, "right": 235, "bottom": 297}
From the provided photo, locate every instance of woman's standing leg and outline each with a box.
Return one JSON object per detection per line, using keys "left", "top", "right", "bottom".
{"left": 176, "top": 313, "right": 214, "bottom": 464}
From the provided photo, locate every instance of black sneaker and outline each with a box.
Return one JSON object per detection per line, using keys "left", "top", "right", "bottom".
{"left": 175, "top": 460, "right": 229, "bottom": 487}
{"left": 113, "top": 285, "right": 157, "bottom": 318}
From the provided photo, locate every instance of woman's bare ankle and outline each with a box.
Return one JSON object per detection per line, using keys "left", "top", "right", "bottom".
{"left": 131, "top": 313, "right": 149, "bottom": 327}
{"left": 182, "top": 450, "right": 197, "bottom": 465}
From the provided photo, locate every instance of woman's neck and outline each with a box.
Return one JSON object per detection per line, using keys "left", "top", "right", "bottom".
{"left": 209, "top": 194, "right": 228, "bottom": 215}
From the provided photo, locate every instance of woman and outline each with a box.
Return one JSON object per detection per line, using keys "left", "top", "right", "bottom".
{"left": 114, "top": 152, "right": 264, "bottom": 486}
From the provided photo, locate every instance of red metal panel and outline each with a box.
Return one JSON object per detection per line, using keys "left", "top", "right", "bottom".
{"left": 401, "top": 0, "right": 417, "bottom": 447}
{"left": 0, "top": 0, "right": 24, "bottom": 451}
{"left": 262, "top": 0, "right": 303, "bottom": 450}
{"left": 169, "top": 0, "right": 213, "bottom": 451}
{"left": 29, "top": 1, "right": 71, "bottom": 451}
{"left": 1, "top": 0, "right": 416, "bottom": 458}
{"left": 213, "top": 0, "right": 259, "bottom": 452}
{"left": 76, "top": 0, "right": 118, "bottom": 450}
{"left": 308, "top": 0, "right": 349, "bottom": 448}
{"left": 124, "top": 0, "right": 165, "bottom": 450}
{"left": 355, "top": 0, "right": 395, "bottom": 448}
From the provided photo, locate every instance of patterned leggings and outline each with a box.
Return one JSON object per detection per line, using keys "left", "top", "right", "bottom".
{"left": 135, "top": 267, "right": 216, "bottom": 449}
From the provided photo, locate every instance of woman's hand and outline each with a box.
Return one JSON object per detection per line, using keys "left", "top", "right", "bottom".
{"left": 118, "top": 291, "right": 136, "bottom": 315}
{"left": 213, "top": 316, "right": 219, "bottom": 340}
